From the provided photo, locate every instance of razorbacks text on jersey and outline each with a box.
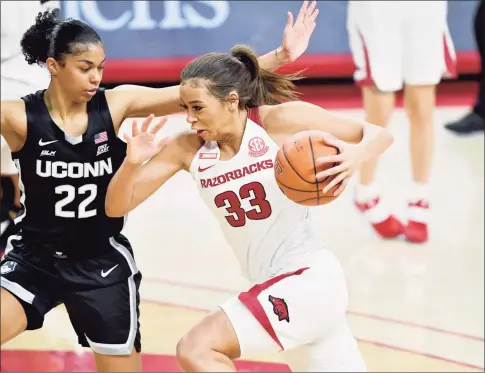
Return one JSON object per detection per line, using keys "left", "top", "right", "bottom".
{"left": 190, "top": 116, "right": 323, "bottom": 283}
{"left": 10, "top": 89, "right": 127, "bottom": 258}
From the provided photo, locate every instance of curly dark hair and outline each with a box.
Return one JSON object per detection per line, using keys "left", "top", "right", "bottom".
{"left": 21, "top": 8, "right": 102, "bottom": 66}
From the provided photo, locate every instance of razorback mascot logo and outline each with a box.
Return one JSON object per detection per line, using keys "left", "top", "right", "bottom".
{"left": 268, "top": 295, "right": 290, "bottom": 322}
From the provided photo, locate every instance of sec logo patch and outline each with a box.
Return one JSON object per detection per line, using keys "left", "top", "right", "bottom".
{"left": 248, "top": 137, "right": 269, "bottom": 157}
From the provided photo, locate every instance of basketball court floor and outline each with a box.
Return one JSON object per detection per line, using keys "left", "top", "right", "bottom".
{"left": 1, "top": 88, "right": 484, "bottom": 372}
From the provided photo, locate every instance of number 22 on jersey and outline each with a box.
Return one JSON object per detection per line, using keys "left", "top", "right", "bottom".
{"left": 214, "top": 181, "right": 272, "bottom": 227}
{"left": 55, "top": 184, "right": 97, "bottom": 218}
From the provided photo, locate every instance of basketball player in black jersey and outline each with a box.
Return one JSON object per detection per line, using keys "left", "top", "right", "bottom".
{"left": 0, "top": 3, "right": 319, "bottom": 371}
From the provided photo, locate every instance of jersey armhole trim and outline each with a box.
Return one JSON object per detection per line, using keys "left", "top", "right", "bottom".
{"left": 11, "top": 96, "right": 33, "bottom": 158}
{"left": 95, "top": 90, "right": 117, "bottom": 138}
{"left": 248, "top": 107, "right": 263, "bottom": 128}
{"left": 186, "top": 134, "right": 206, "bottom": 179}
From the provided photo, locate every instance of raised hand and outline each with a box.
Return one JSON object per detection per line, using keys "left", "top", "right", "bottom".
{"left": 123, "top": 114, "right": 168, "bottom": 166}
{"left": 280, "top": 0, "right": 319, "bottom": 63}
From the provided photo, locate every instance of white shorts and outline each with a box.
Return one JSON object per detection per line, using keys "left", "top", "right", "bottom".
{"left": 220, "top": 250, "right": 366, "bottom": 371}
{"left": 347, "top": 1, "right": 456, "bottom": 92}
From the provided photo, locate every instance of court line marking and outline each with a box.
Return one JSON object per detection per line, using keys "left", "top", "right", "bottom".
{"left": 142, "top": 298, "right": 484, "bottom": 372}
{"left": 144, "top": 276, "right": 484, "bottom": 343}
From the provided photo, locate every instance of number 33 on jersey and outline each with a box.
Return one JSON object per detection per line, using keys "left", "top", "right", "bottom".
{"left": 190, "top": 119, "right": 310, "bottom": 272}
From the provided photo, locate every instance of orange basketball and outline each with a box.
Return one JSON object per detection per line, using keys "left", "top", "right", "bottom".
{"left": 274, "top": 130, "right": 341, "bottom": 206}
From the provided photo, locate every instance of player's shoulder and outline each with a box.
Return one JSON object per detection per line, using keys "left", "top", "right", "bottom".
{"left": 174, "top": 129, "right": 204, "bottom": 149}
{"left": 1, "top": 99, "right": 27, "bottom": 129}
{"left": 1, "top": 98, "right": 26, "bottom": 113}
{"left": 1, "top": 99, "right": 28, "bottom": 151}
{"left": 259, "top": 101, "right": 316, "bottom": 132}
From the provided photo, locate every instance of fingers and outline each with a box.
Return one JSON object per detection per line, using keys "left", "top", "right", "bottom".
{"left": 132, "top": 115, "right": 166, "bottom": 138}
{"left": 286, "top": 11, "right": 294, "bottom": 28}
{"left": 122, "top": 132, "right": 131, "bottom": 145}
{"left": 306, "top": 0, "right": 318, "bottom": 22}
{"left": 316, "top": 154, "right": 344, "bottom": 168}
{"left": 316, "top": 162, "right": 345, "bottom": 181}
{"left": 321, "top": 134, "right": 342, "bottom": 151}
{"left": 333, "top": 177, "right": 350, "bottom": 197}
{"left": 323, "top": 171, "right": 348, "bottom": 194}
{"left": 321, "top": 132, "right": 338, "bottom": 143}
{"left": 308, "top": 8, "right": 319, "bottom": 31}
{"left": 315, "top": 155, "right": 344, "bottom": 180}
{"left": 295, "top": 0, "right": 309, "bottom": 25}
{"left": 302, "top": 0, "right": 318, "bottom": 33}
{"left": 149, "top": 117, "right": 168, "bottom": 136}
{"left": 131, "top": 119, "right": 140, "bottom": 137}
{"left": 141, "top": 113, "right": 155, "bottom": 133}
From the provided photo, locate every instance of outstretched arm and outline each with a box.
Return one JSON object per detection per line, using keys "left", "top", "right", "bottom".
{"left": 105, "top": 117, "right": 200, "bottom": 217}
{"left": 105, "top": 1, "right": 319, "bottom": 130}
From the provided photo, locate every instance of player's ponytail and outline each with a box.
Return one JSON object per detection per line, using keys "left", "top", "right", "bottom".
{"left": 230, "top": 45, "right": 303, "bottom": 107}
{"left": 21, "top": 8, "right": 102, "bottom": 66}
{"left": 180, "top": 44, "right": 303, "bottom": 109}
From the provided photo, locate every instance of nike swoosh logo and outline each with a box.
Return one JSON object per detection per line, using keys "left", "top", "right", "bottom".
{"left": 198, "top": 165, "right": 215, "bottom": 172}
{"left": 39, "top": 139, "right": 58, "bottom": 146}
{"left": 101, "top": 264, "right": 119, "bottom": 278}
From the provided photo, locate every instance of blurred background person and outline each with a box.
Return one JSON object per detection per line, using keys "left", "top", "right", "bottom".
{"left": 347, "top": 1, "right": 456, "bottom": 243}
{"left": 445, "top": 0, "right": 484, "bottom": 134}
{"left": 0, "top": 1, "right": 58, "bottom": 250}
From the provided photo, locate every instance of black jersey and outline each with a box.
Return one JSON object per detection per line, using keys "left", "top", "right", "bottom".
{"left": 11, "top": 89, "right": 127, "bottom": 257}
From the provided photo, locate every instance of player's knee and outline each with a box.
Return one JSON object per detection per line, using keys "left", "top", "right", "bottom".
{"left": 0, "top": 319, "right": 24, "bottom": 345}
{"left": 362, "top": 87, "right": 395, "bottom": 126}
{"left": 176, "top": 333, "right": 206, "bottom": 370}
{"left": 0, "top": 289, "right": 27, "bottom": 345}
{"left": 407, "top": 103, "right": 434, "bottom": 126}
{"left": 405, "top": 86, "right": 435, "bottom": 126}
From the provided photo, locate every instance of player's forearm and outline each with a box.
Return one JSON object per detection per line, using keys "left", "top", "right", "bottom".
{"left": 105, "top": 160, "right": 141, "bottom": 217}
{"left": 355, "top": 124, "right": 394, "bottom": 164}
{"left": 258, "top": 46, "right": 289, "bottom": 72}
{"left": 112, "top": 85, "right": 183, "bottom": 119}
{"left": 115, "top": 47, "right": 289, "bottom": 120}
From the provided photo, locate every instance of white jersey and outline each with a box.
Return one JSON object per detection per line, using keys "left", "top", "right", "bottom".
{"left": 190, "top": 118, "right": 324, "bottom": 283}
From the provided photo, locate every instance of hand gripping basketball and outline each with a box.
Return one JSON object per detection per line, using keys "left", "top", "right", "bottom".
{"left": 315, "top": 133, "right": 362, "bottom": 197}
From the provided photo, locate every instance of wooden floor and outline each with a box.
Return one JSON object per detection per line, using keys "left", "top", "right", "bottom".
{"left": 1, "top": 106, "right": 484, "bottom": 372}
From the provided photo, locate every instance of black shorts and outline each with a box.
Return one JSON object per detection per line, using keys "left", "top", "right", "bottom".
{"left": 0, "top": 233, "right": 141, "bottom": 355}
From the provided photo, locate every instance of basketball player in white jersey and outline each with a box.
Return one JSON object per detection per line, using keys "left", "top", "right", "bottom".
{"left": 1, "top": 1, "right": 57, "bottom": 241}
{"left": 347, "top": 1, "right": 456, "bottom": 243}
{"left": 105, "top": 43, "right": 394, "bottom": 371}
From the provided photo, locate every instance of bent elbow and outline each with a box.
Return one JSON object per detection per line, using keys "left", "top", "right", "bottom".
{"left": 105, "top": 202, "right": 125, "bottom": 218}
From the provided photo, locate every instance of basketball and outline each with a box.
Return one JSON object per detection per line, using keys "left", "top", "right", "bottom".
{"left": 274, "top": 130, "right": 340, "bottom": 206}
